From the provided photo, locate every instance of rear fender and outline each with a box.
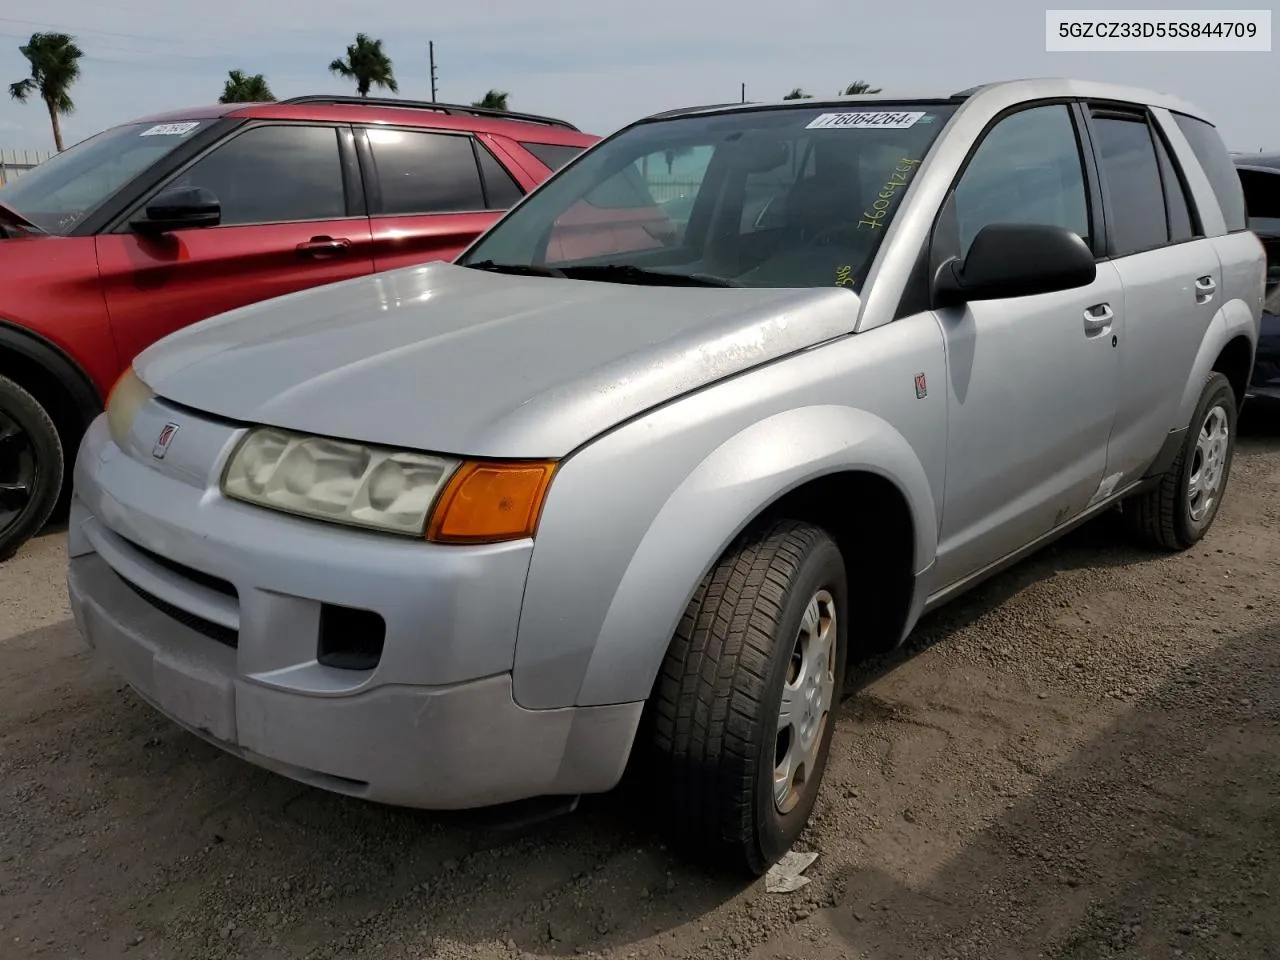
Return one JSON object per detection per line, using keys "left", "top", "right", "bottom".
{"left": 1177, "top": 297, "right": 1257, "bottom": 425}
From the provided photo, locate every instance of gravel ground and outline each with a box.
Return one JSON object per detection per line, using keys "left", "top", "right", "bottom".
{"left": 2, "top": 410, "right": 1278, "bottom": 960}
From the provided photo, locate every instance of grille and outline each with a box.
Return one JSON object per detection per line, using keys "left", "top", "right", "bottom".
{"left": 121, "top": 577, "right": 239, "bottom": 649}
{"left": 121, "top": 538, "right": 236, "bottom": 598}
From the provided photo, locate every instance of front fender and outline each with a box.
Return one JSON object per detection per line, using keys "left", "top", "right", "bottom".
{"left": 513, "top": 402, "right": 937, "bottom": 711}
{"left": 577, "top": 405, "right": 935, "bottom": 707}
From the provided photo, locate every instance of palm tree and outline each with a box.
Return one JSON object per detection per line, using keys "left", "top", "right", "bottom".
{"left": 663, "top": 146, "right": 693, "bottom": 175}
{"left": 783, "top": 88, "right": 812, "bottom": 100}
{"left": 219, "top": 70, "right": 274, "bottom": 103}
{"left": 328, "top": 33, "right": 397, "bottom": 98}
{"left": 472, "top": 89, "right": 509, "bottom": 111}
{"left": 841, "top": 80, "right": 882, "bottom": 95}
{"left": 8, "top": 32, "right": 83, "bottom": 152}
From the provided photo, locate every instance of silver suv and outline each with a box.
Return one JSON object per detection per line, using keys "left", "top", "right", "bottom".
{"left": 66, "top": 78, "right": 1264, "bottom": 874}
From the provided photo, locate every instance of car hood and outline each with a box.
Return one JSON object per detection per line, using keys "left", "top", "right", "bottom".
{"left": 0, "top": 200, "right": 45, "bottom": 235}
{"left": 133, "top": 261, "right": 858, "bottom": 458}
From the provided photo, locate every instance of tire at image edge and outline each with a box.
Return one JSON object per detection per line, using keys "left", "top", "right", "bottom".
{"left": 648, "top": 519, "right": 849, "bottom": 875}
{"left": 0, "top": 374, "right": 65, "bottom": 562}
{"left": 1124, "top": 371, "right": 1237, "bottom": 551}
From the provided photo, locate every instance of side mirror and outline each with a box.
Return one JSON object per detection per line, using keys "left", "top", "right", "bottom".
{"left": 934, "top": 222, "right": 1095, "bottom": 306}
{"left": 131, "top": 186, "right": 221, "bottom": 235}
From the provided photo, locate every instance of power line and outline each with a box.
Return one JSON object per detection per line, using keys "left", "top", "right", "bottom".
{"left": 0, "top": 36, "right": 311, "bottom": 79}
{"left": 0, "top": 15, "right": 215, "bottom": 45}
{"left": 0, "top": 34, "right": 237, "bottom": 65}
{"left": 0, "top": 13, "right": 337, "bottom": 44}
{"left": 0, "top": 20, "right": 422, "bottom": 81}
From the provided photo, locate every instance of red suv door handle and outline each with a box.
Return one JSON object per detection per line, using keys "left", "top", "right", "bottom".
{"left": 296, "top": 236, "right": 351, "bottom": 258}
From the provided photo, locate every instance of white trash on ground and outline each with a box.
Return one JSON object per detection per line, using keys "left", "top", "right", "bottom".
{"left": 765, "top": 850, "right": 819, "bottom": 893}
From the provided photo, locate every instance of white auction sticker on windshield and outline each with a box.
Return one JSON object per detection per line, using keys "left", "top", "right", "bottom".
{"left": 806, "top": 111, "right": 926, "bottom": 130}
{"left": 140, "top": 122, "right": 201, "bottom": 137}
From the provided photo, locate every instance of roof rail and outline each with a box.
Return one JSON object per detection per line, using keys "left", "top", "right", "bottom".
{"left": 278, "top": 95, "right": 580, "bottom": 131}
{"left": 642, "top": 101, "right": 755, "bottom": 121}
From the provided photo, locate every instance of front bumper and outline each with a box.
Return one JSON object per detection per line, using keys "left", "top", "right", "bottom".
{"left": 67, "top": 413, "right": 640, "bottom": 808}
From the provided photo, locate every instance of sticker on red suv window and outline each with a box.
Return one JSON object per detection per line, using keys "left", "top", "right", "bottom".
{"left": 806, "top": 112, "right": 925, "bottom": 130}
{"left": 140, "top": 122, "right": 200, "bottom": 137}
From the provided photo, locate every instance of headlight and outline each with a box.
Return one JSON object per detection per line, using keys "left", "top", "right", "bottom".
{"left": 105, "top": 366, "right": 154, "bottom": 448}
{"left": 221, "top": 427, "right": 558, "bottom": 542}
{"left": 222, "top": 428, "right": 459, "bottom": 535}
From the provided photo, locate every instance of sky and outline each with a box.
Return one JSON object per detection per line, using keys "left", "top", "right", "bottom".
{"left": 0, "top": 0, "right": 1276, "bottom": 155}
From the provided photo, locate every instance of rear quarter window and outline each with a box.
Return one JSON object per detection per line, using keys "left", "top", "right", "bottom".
{"left": 1173, "top": 114, "right": 1247, "bottom": 231}
{"left": 520, "top": 142, "right": 585, "bottom": 171}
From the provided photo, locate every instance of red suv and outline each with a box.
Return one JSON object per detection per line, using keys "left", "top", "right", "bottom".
{"left": 0, "top": 95, "right": 595, "bottom": 558}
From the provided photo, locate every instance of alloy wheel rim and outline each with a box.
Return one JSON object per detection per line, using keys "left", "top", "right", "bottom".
{"left": 0, "top": 409, "right": 36, "bottom": 536}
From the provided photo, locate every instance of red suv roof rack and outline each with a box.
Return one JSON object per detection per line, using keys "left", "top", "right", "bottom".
{"left": 279, "top": 95, "right": 580, "bottom": 131}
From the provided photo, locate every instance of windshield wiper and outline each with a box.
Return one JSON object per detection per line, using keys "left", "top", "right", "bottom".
{"left": 557, "top": 264, "right": 740, "bottom": 287}
{"left": 464, "top": 259, "right": 566, "bottom": 278}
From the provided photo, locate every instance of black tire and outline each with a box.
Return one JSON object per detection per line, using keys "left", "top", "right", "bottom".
{"left": 1125, "top": 372, "right": 1237, "bottom": 551}
{"left": 0, "top": 374, "right": 64, "bottom": 562}
{"left": 650, "top": 519, "right": 848, "bottom": 875}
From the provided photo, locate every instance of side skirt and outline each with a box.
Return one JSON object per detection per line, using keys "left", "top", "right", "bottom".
{"left": 919, "top": 476, "right": 1149, "bottom": 617}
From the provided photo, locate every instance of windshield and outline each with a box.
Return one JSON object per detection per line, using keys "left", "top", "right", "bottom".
{"left": 0, "top": 119, "right": 214, "bottom": 234}
{"left": 458, "top": 103, "right": 957, "bottom": 291}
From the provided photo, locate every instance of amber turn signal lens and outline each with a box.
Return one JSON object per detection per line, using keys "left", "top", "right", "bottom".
{"left": 425, "top": 460, "right": 557, "bottom": 543}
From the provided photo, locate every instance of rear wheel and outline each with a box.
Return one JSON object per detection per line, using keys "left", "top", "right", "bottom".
{"left": 0, "top": 374, "right": 64, "bottom": 562}
{"left": 1124, "top": 372, "right": 1236, "bottom": 550}
{"left": 650, "top": 519, "right": 848, "bottom": 875}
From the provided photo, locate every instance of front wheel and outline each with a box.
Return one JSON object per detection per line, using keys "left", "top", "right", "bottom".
{"left": 0, "top": 374, "right": 65, "bottom": 562}
{"left": 1124, "top": 371, "right": 1237, "bottom": 551}
{"left": 649, "top": 519, "right": 848, "bottom": 875}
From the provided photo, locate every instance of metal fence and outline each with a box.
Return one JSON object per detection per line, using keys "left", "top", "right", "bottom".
{"left": 0, "top": 148, "right": 53, "bottom": 186}
{"left": 643, "top": 175, "right": 702, "bottom": 203}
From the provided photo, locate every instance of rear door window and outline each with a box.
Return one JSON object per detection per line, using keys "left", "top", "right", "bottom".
{"left": 364, "top": 128, "right": 486, "bottom": 215}
{"left": 1090, "top": 111, "right": 1169, "bottom": 256}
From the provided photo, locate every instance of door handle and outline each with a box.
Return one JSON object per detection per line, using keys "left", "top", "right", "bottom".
{"left": 1194, "top": 275, "right": 1216, "bottom": 302}
{"left": 296, "top": 236, "right": 351, "bottom": 259}
{"left": 1083, "top": 302, "right": 1113, "bottom": 335}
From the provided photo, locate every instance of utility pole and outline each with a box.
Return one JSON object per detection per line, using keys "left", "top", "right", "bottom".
{"left": 741, "top": 82, "right": 746, "bottom": 103}
{"left": 429, "top": 42, "right": 438, "bottom": 102}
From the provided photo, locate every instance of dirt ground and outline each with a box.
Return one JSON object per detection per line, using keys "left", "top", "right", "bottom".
{"left": 2, "top": 412, "right": 1278, "bottom": 960}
